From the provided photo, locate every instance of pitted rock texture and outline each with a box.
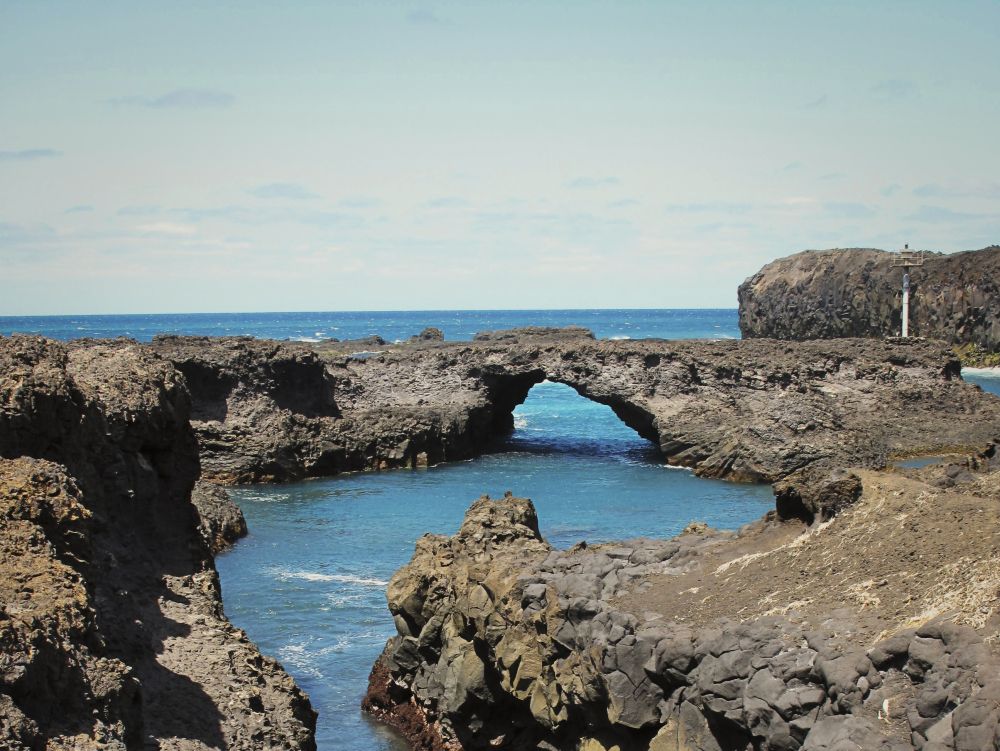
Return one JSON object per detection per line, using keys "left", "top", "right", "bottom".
{"left": 738, "top": 246, "right": 1000, "bottom": 351}
{"left": 191, "top": 480, "right": 248, "bottom": 553}
{"left": 149, "top": 331, "right": 1000, "bottom": 485}
{"left": 0, "top": 335, "right": 315, "bottom": 750}
{"left": 366, "top": 474, "right": 1000, "bottom": 751}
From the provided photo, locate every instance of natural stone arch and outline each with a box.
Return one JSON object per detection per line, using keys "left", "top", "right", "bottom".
{"left": 148, "top": 332, "right": 1000, "bottom": 484}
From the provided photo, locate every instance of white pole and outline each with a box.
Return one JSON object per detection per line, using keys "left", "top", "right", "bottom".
{"left": 901, "top": 270, "right": 910, "bottom": 337}
{"left": 902, "top": 287, "right": 909, "bottom": 337}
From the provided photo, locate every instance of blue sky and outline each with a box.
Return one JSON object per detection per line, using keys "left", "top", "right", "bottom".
{"left": 2, "top": 0, "right": 999, "bottom": 314}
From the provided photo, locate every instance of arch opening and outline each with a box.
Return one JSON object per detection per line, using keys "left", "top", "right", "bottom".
{"left": 499, "top": 380, "right": 661, "bottom": 463}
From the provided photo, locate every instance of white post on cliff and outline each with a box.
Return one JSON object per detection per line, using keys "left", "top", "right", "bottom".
{"left": 891, "top": 244, "right": 924, "bottom": 337}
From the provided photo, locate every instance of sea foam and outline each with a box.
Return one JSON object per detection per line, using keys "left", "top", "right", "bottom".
{"left": 274, "top": 570, "right": 388, "bottom": 587}
{"left": 962, "top": 366, "right": 1000, "bottom": 379}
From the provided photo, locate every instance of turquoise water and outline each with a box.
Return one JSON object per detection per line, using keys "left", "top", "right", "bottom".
{"left": 964, "top": 370, "right": 1000, "bottom": 397}
{"left": 215, "top": 379, "right": 775, "bottom": 750}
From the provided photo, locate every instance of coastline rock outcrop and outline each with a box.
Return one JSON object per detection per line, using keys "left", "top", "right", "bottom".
{"left": 366, "top": 457, "right": 1000, "bottom": 751}
{"left": 738, "top": 246, "right": 1000, "bottom": 352}
{"left": 191, "top": 480, "right": 248, "bottom": 553}
{"left": 149, "top": 332, "right": 1000, "bottom": 485}
{"left": 0, "top": 335, "right": 315, "bottom": 749}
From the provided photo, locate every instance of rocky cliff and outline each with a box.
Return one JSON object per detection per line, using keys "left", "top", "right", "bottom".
{"left": 149, "top": 332, "right": 1000, "bottom": 485}
{"left": 0, "top": 336, "right": 315, "bottom": 749}
{"left": 738, "top": 246, "right": 1000, "bottom": 352}
{"left": 366, "top": 446, "right": 1000, "bottom": 751}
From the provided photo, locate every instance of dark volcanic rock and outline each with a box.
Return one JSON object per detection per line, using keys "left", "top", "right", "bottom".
{"left": 738, "top": 246, "right": 1000, "bottom": 351}
{"left": 366, "top": 488, "right": 1000, "bottom": 751}
{"left": 0, "top": 335, "right": 315, "bottom": 749}
{"left": 149, "top": 332, "right": 1000, "bottom": 485}
{"left": 411, "top": 327, "right": 445, "bottom": 342}
{"left": 774, "top": 465, "right": 862, "bottom": 524}
{"left": 472, "top": 326, "right": 596, "bottom": 342}
{"left": 191, "top": 480, "right": 248, "bottom": 552}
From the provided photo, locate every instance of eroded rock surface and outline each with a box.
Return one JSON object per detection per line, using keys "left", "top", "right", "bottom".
{"left": 738, "top": 246, "right": 1000, "bottom": 352}
{"left": 366, "top": 457, "right": 1000, "bottom": 751}
{"left": 149, "top": 332, "right": 1000, "bottom": 484}
{"left": 191, "top": 480, "right": 248, "bottom": 553}
{"left": 0, "top": 335, "right": 315, "bottom": 749}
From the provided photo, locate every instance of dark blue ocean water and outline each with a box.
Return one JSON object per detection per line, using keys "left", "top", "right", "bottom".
{"left": 0, "top": 308, "right": 737, "bottom": 343}
{"left": 6, "top": 309, "right": 998, "bottom": 750}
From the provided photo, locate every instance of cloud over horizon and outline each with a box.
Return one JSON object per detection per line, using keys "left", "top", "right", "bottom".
{"left": 0, "top": 149, "right": 62, "bottom": 162}
{"left": 108, "top": 88, "right": 235, "bottom": 109}
{"left": 248, "top": 183, "right": 319, "bottom": 200}
{"left": 567, "top": 177, "right": 620, "bottom": 190}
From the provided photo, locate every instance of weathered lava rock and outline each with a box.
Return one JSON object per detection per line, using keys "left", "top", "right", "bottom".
{"left": 149, "top": 331, "right": 1000, "bottom": 485}
{"left": 191, "top": 480, "right": 248, "bottom": 552}
{"left": 774, "top": 465, "right": 862, "bottom": 524}
{"left": 0, "top": 335, "right": 316, "bottom": 749}
{"left": 738, "top": 246, "right": 1000, "bottom": 351}
{"left": 367, "top": 482, "right": 1000, "bottom": 751}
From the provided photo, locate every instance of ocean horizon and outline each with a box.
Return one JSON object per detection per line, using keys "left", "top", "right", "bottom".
{"left": 0, "top": 308, "right": 742, "bottom": 344}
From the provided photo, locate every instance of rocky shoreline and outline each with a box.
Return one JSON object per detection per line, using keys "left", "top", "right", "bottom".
{"left": 148, "top": 330, "right": 1000, "bottom": 485}
{"left": 364, "top": 446, "right": 1000, "bottom": 751}
{"left": 0, "top": 336, "right": 315, "bottom": 749}
{"left": 3, "top": 322, "right": 1000, "bottom": 749}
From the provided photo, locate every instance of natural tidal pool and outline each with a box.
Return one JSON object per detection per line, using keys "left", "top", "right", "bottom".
{"left": 214, "top": 382, "right": 779, "bottom": 749}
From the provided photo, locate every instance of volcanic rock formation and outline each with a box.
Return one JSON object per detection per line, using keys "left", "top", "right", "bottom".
{"left": 738, "top": 246, "right": 1000, "bottom": 352}
{"left": 0, "top": 336, "right": 315, "bottom": 749}
{"left": 149, "top": 331, "right": 1000, "bottom": 485}
{"left": 366, "top": 452, "right": 1000, "bottom": 751}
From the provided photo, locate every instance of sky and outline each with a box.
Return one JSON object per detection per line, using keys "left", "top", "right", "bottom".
{"left": 2, "top": 0, "right": 999, "bottom": 315}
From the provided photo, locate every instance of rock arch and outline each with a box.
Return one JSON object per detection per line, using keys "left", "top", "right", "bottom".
{"left": 148, "top": 331, "right": 1000, "bottom": 485}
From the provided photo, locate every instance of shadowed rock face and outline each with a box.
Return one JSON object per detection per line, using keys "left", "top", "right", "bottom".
{"left": 0, "top": 336, "right": 315, "bottom": 750}
{"left": 149, "top": 331, "right": 1000, "bottom": 485}
{"left": 738, "top": 246, "right": 1000, "bottom": 351}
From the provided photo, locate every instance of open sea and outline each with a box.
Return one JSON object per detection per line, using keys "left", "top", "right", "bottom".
{"left": 3, "top": 309, "right": 998, "bottom": 750}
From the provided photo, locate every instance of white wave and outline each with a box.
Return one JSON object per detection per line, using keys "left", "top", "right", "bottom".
{"left": 513, "top": 415, "right": 529, "bottom": 429}
{"left": 314, "top": 331, "right": 325, "bottom": 336}
{"left": 273, "top": 570, "right": 388, "bottom": 587}
{"left": 326, "top": 593, "right": 365, "bottom": 607}
{"left": 661, "top": 463, "right": 694, "bottom": 472}
{"left": 963, "top": 366, "right": 1000, "bottom": 378}
{"left": 289, "top": 336, "right": 322, "bottom": 343}
{"left": 608, "top": 334, "right": 631, "bottom": 340}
